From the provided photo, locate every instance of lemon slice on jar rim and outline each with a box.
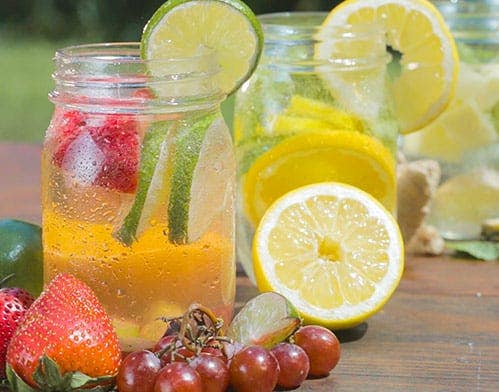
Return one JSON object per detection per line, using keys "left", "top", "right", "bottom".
{"left": 253, "top": 182, "right": 404, "bottom": 329}
{"left": 316, "top": 0, "right": 459, "bottom": 134}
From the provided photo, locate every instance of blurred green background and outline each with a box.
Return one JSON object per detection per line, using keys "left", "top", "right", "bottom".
{"left": 0, "top": 0, "right": 341, "bottom": 143}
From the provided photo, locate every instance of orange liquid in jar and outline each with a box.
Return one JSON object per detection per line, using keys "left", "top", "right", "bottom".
{"left": 41, "top": 113, "right": 235, "bottom": 352}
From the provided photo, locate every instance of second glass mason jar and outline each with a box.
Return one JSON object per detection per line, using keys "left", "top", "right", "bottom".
{"left": 234, "top": 13, "right": 398, "bottom": 282}
{"left": 403, "top": 0, "right": 499, "bottom": 240}
{"left": 42, "top": 43, "right": 236, "bottom": 351}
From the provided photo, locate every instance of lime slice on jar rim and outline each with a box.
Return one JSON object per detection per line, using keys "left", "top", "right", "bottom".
{"left": 141, "top": 0, "right": 263, "bottom": 96}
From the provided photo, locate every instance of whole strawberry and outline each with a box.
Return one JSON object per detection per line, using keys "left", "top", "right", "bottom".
{"left": 6, "top": 273, "right": 121, "bottom": 390}
{"left": 0, "top": 288, "right": 33, "bottom": 379}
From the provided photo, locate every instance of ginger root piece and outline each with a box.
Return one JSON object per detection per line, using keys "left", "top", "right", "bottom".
{"left": 407, "top": 224, "right": 446, "bottom": 255}
{"left": 481, "top": 218, "right": 499, "bottom": 242}
{"left": 397, "top": 159, "right": 441, "bottom": 245}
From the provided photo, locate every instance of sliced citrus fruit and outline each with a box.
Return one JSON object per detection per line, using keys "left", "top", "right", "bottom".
{"left": 115, "top": 120, "right": 176, "bottom": 245}
{"left": 253, "top": 182, "right": 404, "bottom": 329}
{"left": 226, "top": 292, "right": 301, "bottom": 348}
{"left": 141, "top": 0, "right": 263, "bottom": 95}
{"left": 168, "top": 113, "right": 234, "bottom": 244}
{"left": 243, "top": 130, "right": 396, "bottom": 226}
{"left": 279, "top": 95, "right": 365, "bottom": 133}
{"left": 428, "top": 167, "right": 499, "bottom": 240}
{"left": 403, "top": 98, "right": 497, "bottom": 163}
{"left": 316, "top": 0, "right": 459, "bottom": 133}
{"left": 403, "top": 62, "right": 499, "bottom": 162}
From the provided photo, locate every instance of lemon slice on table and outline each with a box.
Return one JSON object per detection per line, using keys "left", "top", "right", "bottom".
{"left": 141, "top": 0, "right": 263, "bottom": 95}
{"left": 243, "top": 130, "right": 396, "bottom": 227}
{"left": 253, "top": 182, "right": 404, "bottom": 329}
{"left": 316, "top": 0, "right": 459, "bottom": 133}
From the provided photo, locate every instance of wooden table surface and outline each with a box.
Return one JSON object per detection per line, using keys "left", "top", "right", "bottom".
{"left": 1, "top": 143, "right": 498, "bottom": 391}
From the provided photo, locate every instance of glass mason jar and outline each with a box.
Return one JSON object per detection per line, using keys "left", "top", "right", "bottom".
{"left": 403, "top": 0, "right": 499, "bottom": 239}
{"left": 234, "top": 13, "right": 398, "bottom": 282}
{"left": 42, "top": 43, "right": 236, "bottom": 351}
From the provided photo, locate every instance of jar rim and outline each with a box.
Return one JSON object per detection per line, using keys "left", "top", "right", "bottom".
{"left": 51, "top": 42, "right": 225, "bottom": 114}
{"left": 55, "top": 42, "right": 217, "bottom": 65}
{"left": 432, "top": 0, "right": 499, "bottom": 42}
{"left": 257, "top": 12, "right": 389, "bottom": 71}
{"left": 258, "top": 12, "right": 384, "bottom": 40}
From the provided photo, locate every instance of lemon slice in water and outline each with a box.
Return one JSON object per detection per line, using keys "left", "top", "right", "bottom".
{"left": 317, "top": 0, "right": 459, "bottom": 133}
{"left": 243, "top": 130, "right": 396, "bottom": 226}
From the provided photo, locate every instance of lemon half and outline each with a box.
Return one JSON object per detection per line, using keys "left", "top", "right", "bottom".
{"left": 253, "top": 182, "right": 404, "bottom": 329}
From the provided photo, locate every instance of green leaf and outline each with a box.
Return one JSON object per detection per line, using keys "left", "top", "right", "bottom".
{"left": 15, "top": 355, "right": 116, "bottom": 392}
{"left": 446, "top": 241, "right": 499, "bottom": 261}
{"left": 68, "top": 372, "right": 94, "bottom": 389}
{"left": 69, "top": 373, "right": 115, "bottom": 390}
{"left": 39, "top": 356, "right": 64, "bottom": 390}
{"left": 5, "top": 365, "right": 37, "bottom": 392}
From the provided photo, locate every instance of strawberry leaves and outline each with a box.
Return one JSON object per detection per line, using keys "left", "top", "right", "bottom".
{"left": 6, "top": 356, "right": 116, "bottom": 392}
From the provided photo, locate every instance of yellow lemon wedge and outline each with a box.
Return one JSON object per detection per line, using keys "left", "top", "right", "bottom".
{"left": 403, "top": 98, "right": 497, "bottom": 162}
{"left": 243, "top": 130, "right": 396, "bottom": 227}
{"left": 253, "top": 182, "right": 404, "bottom": 329}
{"left": 317, "top": 0, "right": 459, "bottom": 133}
{"left": 272, "top": 95, "right": 365, "bottom": 135}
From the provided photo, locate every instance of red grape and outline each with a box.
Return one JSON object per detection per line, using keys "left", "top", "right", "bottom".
{"left": 229, "top": 345, "right": 280, "bottom": 392}
{"left": 200, "top": 345, "right": 228, "bottom": 363}
{"left": 294, "top": 325, "right": 341, "bottom": 377}
{"left": 154, "top": 334, "right": 178, "bottom": 353}
{"left": 222, "top": 340, "right": 245, "bottom": 363}
{"left": 154, "top": 362, "right": 202, "bottom": 392}
{"left": 117, "top": 350, "right": 162, "bottom": 392}
{"left": 189, "top": 353, "right": 229, "bottom": 392}
{"left": 271, "top": 342, "right": 310, "bottom": 389}
{"left": 154, "top": 335, "right": 194, "bottom": 366}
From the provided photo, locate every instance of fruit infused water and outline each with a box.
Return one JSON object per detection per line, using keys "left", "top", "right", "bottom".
{"left": 42, "top": 43, "right": 236, "bottom": 351}
{"left": 404, "top": 0, "right": 499, "bottom": 239}
{"left": 234, "top": 13, "right": 399, "bottom": 281}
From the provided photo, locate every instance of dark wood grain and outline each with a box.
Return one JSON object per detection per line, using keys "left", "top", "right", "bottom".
{"left": 1, "top": 143, "right": 498, "bottom": 391}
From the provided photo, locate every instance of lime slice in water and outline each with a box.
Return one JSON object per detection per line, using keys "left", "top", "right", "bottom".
{"left": 141, "top": 0, "right": 263, "bottom": 95}
{"left": 116, "top": 113, "right": 232, "bottom": 245}
{"left": 115, "top": 120, "right": 176, "bottom": 245}
{"left": 227, "top": 292, "right": 301, "bottom": 348}
{"left": 168, "top": 113, "right": 234, "bottom": 244}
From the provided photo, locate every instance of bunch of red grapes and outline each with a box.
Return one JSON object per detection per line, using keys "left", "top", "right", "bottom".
{"left": 117, "top": 305, "right": 341, "bottom": 392}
